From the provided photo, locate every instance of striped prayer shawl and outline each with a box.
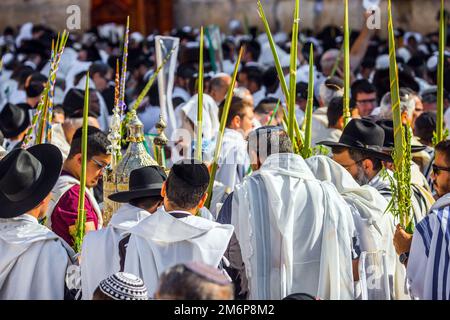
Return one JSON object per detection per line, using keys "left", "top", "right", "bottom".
{"left": 410, "top": 199, "right": 450, "bottom": 300}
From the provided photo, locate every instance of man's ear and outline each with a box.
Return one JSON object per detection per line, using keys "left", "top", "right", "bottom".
{"left": 362, "top": 158, "right": 373, "bottom": 172}
{"left": 401, "top": 111, "right": 409, "bottom": 125}
{"left": 161, "top": 181, "right": 167, "bottom": 198}
{"left": 231, "top": 115, "right": 241, "bottom": 129}
{"left": 337, "top": 116, "right": 345, "bottom": 129}
{"left": 74, "top": 153, "right": 82, "bottom": 165}
{"left": 197, "top": 192, "right": 208, "bottom": 209}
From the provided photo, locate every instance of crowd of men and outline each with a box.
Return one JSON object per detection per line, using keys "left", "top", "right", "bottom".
{"left": 0, "top": 7, "right": 450, "bottom": 300}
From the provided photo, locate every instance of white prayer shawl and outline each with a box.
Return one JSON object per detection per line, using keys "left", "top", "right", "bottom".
{"left": 215, "top": 128, "right": 250, "bottom": 191}
{"left": 305, "top": 156, "right": 409, "bottom": 299}
{"left": 50, "top": 123, "right": 71, "bottom": 161}
{"left": 252, "top": 88, "right": 266, "bottom": 107}
{"left": 172, "top": 86, "right": 191, "bottom": 103}
{"left": 76, "top": 75, "right": 110, "bottom": 131}
{"left": 232, "top": 153, "right": 355, "bottom": 300}
{"left": 180, "top": 93, "right": 220, "bottom": 142}
{"left": 46, "top": 174, "right": 103, "bottom": 230}
{"left": 311, "top": 127, "right": 342, "bottom": 147}
{"left": 0, "top": 215, "right": 75, "bottom": 299}
{"left": 80, "top": 203, "right": 150, "bottom": 300}
{"left": 123, "top": 206, "right": 234, "bottom": 297}
{"left": 64, "top": 60, "right": 92, "bottom": 94}
{"left": 407, "top": 193, "right": 450, "bottom": 300}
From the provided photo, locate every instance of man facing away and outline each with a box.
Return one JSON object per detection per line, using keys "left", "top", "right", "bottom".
{"left": 80, "top": 166, "right": 167, "bottom": 300}
{"left": 123, "top": 159, "right": 234, "bottom": 297}
{"left": 230, "top": 126, "right": 355, "bottom": 300}
{"left": 0, "top": 144, "right": 77, "bottom": 299}
{"left": 46, "top": 126, "right": 111, "bottom": 247}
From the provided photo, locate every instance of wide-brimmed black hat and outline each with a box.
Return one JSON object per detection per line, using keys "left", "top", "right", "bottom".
{"left": 0, "top": 144, "right": 63, "bottom": 218}
{"left": 0, "top": 103, "right": 31, "bottom": 138}
{"left": 109, "top": 166, "right": 167, "bottom": 203}
{"left": 319, "top": 118, "right": 393, "bottom": 161}
{"left": 376, "top": 119, "right": 426, "bottom": 154}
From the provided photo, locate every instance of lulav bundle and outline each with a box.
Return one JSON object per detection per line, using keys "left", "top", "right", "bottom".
{"left": 301, "top": 44, "right": 314, "bottom": 159}
{"left": 387, "top": 0, "right": 413, "bottom": 232}
{"left": 73, "top": 73, "right": 90, "bottom": 253}
{"left": 22, "top": 31, "right": 69, "bottom": 148}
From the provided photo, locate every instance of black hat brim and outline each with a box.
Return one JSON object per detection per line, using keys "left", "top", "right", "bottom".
{"left": 108, "top": 186, "right": 163, "bottom": 203}
{"left": 0, "top": 144, "right": 63, "bottom": 218}
{"left": 319, "top": 140, "right": 393, "bottom": 162}
{"left": 381, "top": 145, "right": 427, "bottom": 154}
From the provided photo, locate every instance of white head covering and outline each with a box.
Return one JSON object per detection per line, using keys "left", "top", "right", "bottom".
{"left": 180, "top": 93, "right": 219, "bottom": 141}
{"left": 397, "top": 47, "right": 411, "bottom": 63}
{"left": 15, "top": 22, "right": 33, "bottom": 47}
{"left": 376, "top": 54, "right": 389, "bottom": 70}
{"left": 130, "top": 32, "right": 144, "bottom": 43}
{"left": 305, "top": 155, "right": 389, "bottom": 241}
{"left": 258, "top": 42, "right": 290, "bottom": 68}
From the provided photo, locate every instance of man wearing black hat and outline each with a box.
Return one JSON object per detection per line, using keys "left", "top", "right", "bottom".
{"left": 0, "top": 144, "right": 77, "bottom": 299}
{"left": 321, "top": 118, "right": 393, "bottom": 192}
{"left": 122, "top": 159, "right": 234, "bottom": 297}
{"left": 51, "top": 88, "right": 101, "bottom": 160}
{"left": 80, "top": 166, "right": 167, "bottom": 300}
{"left": 322, "top": 119, "right": 434, "bottom": 225}
{"left": 0, "top": 102, "right": 31, "bottom": 152}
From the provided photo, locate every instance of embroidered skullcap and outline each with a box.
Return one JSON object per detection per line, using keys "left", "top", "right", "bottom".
{"left": 98, "top": 272, "right": 148, "bottom": 300}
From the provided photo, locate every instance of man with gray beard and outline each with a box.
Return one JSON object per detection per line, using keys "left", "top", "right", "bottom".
{"left": 321, "top": 119, "right": 433, "bottom": 225}
{"left": 321, "top": 119, "right": 393, "bottom": 196}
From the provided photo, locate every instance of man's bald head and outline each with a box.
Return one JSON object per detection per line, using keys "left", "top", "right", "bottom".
{"left": 209, "top": 73, "right": 232, "bottom": 105}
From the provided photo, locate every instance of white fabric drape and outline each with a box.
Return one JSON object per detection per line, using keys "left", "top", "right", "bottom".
{"left": 0, "top": 215, "right": 75, "bottom": 299}
{"left": 80, "top": 203, "right": 151, "bottom": 300}
{"left": 123, "top": 206, "right": 234, "bottom": 297}
{"left": 232, "top": 153, "right": 355, "bottom": 300}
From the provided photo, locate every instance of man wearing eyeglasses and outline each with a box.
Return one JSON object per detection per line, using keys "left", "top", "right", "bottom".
{"left": 351, "top": 79, "right": 378, "bottom": 117}
{"left": 45, "top": 126, "right": 111, "bottom": 247}
{"left": 394, "top": 140, "right": 450, "bottom": 299}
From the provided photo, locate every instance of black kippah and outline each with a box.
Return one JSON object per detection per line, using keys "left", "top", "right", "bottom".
{"left": 171, "top": 159, "right": 210, "bottom": 187}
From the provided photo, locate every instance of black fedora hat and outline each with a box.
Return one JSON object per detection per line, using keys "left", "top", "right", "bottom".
{"left": 0, "top": 144, "right": 63, "bottom": 218}
{"left": 319, "top": 118, "right": 393, "bottom": 162}
{"left": 0, "top": 103, "right": 31, "bottom": 138}
{"left": 109, "top": 166, "right": 167, "bottom": 203}
{"left": 376, "top": 119, "right": 426, "bottom": 154}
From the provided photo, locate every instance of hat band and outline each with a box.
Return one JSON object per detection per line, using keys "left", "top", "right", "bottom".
{"left": 129, "top": 182, "right": 163, "bottom": 192}
{"left": 339, "top": 134, "right": 383, "bottom": 152}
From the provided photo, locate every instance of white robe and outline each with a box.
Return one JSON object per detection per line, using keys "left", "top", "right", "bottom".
{"left": 0, "top": 215, "right": 75, "bottom": 299}
{"left": 305, "top": 155, "right": 408, "bottom": 300}
{"left": 407, "top": 193, "right": 450, "bottom": 300}
{"left": 215, "top": 128, "right": 250, "bottom": 190}
{"left": 80, "top": 203, "right": 151, "bottom": 300}
{"left": 232, "top": 153, "right": 355, "bottom": 300}
{"left": 123, "top": 206, "right": 234, "bottom": 297}
{"left": 50, "top": 123, "right": 71, "bottom": 161}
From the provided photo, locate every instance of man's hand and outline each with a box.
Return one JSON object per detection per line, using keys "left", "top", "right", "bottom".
{"left": 393, "top": 224, "right": 413, "bottom": 255}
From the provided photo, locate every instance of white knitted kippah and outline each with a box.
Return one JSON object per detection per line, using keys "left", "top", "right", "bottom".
{"left": 99, "top": 272, "right": 148, "bottom": 300}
